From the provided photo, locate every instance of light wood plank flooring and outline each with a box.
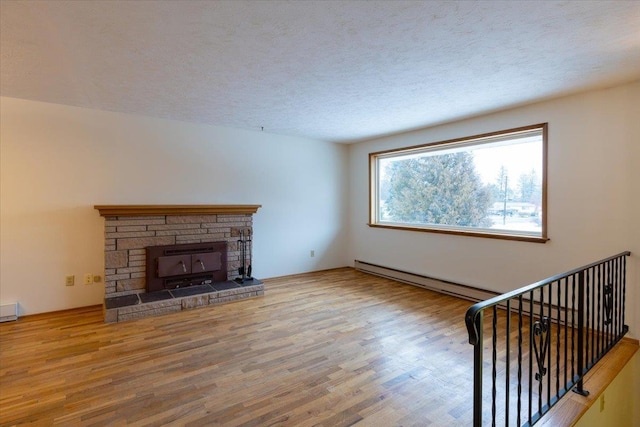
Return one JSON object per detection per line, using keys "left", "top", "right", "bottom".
{"left": 1, "top": 268, "right": 634, "bottom": 426}
{"left": 1, "top": 268, "right": 477, "bottom": 426}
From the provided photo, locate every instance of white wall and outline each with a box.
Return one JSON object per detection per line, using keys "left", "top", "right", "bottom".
{"left": 574, "top": 351, "right": 639, "bottom": 427}
{"left": 0, "top": 97, "right": 349, "bottom": 315}
{"left": 348, "top": 81, "right": 640, "bottom": 338}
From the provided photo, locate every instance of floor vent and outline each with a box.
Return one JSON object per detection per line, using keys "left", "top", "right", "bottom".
{"left": 354, "top": 260, "right": 498, "bottom": 303}
{"left": 0, "top": 302, "right": 19, "bottom": 322}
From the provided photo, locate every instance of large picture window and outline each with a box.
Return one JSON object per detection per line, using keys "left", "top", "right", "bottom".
{"left": 369, "top": 123, "right": 548, "bottom": 242}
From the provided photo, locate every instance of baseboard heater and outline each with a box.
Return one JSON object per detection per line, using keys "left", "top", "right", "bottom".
{"left": 0, "top": 302, "right": 19, "bottom": 322}
{"left": 354, "top": 260, "right": 499, "bottom": 303}
{"left": 354, "top": 261, "right": 571, "bottom": 322}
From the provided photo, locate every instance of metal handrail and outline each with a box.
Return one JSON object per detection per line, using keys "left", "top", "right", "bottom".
{"left": 465, "top": 251, "right": 631, "bottom": 345}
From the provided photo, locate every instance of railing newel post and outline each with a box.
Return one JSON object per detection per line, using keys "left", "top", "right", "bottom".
{"left": 472, "top": 310, "right": 483, "bottom": 427}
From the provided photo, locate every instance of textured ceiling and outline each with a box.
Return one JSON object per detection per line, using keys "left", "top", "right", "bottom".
{"left": 1, "top": 1, "right": 639, "bottom": 143}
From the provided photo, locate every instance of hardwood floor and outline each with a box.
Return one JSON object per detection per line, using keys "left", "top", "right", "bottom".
{"left": 2, "top": 268, "right": 634, "bottom": 426}
{"left": 1, "top": 268, "right": 477, "bottom": 426}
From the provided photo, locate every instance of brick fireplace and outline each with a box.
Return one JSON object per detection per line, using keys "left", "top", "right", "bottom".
{"left": 94, "top": 205, "right": 263, "bottom": 322}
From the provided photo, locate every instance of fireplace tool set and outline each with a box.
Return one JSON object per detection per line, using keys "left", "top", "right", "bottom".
{"left": 235, "top": 229, "right": 253, "bottom": 283}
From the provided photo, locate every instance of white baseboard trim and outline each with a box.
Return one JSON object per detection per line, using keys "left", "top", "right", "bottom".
{"left": 354, "top": 260, "right": 498, "bottom": 303}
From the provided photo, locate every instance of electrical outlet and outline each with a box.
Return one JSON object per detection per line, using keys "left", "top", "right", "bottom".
{"left": 83, "top": 273, "right": 92, "bottom": 285}
{"left": 65, "top": 275, "right": 75, "bottom": 286}
{"left": 93, "top": 274, "right": 102, "bottom": 283}
{"left": 310, "top": 250, "right": 315, "bottom": 257}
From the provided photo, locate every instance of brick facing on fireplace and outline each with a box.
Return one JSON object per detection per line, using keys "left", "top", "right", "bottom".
{"left": 103, "top": 214, "right": 252, "bottom": 298}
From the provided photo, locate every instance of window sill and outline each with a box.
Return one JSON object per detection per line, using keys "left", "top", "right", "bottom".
{"left": 367, "top": 223, "right": 549, "bottom": 243}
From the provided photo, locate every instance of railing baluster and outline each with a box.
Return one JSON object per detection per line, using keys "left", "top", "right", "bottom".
{"left": 571, "top": 274, "right": 576, "bottom": 381}
{"left": 604, "top": 261, "right": 608, "bottom": 343}
{"left": 529, "top": 290, "right": 534, "bottom": 425}
{"left": 537, "top": 288, "right": 543, "bottom": 415}
{"left": 590, "top": 266, "right": 598, "bottom": 359}
{"left": 619, "top": 257, "right": 623, "bottom": 336}
{"left": 547, "top": 284, "right": 552, "bottom": 407}
{"left": 505, "top": 300, "right": 511, "bottom": 427}
{"left": 611, "top": 259, "right": 616, "bottom": 339}
{"left": 612, "top": 259, "right": 615, "bottom": 340}
{"left": 556, "top": 281, "right": 561, "bottom": 398}
{"left": 611, "top": 259, "right": 618, "bottom": 339}
{"left": 564, "top": 277, "right": 568, "bottom": 388}
{"left": 585, "top": 268, "right": 590, "bottom": 366}
{"left": 615, "top": 257, "right": 620, "bottom": 338}
{"left": 611, "top": 259, "right": 616, "bottom": 338}
{"left": 605, "top": 261, "right": 613, "bottom": 345}
{"left": 622, "top": 256, "right": 627, "bottom": 333}
{"left": 609, "top": 260, "right": 616, "bottom": 341}
{"left": 492, "top": 306, "right": 497, "bottom": 427}
{"left": 597, "top": 263, "right": 602, "bottom": 357}
{"left": 517, "top": 296, "right": 523, "bottom": 426}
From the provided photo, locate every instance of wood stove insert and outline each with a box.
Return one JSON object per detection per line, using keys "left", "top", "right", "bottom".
{"left": 146, "top": 242, "right": 228, "bottom": 293}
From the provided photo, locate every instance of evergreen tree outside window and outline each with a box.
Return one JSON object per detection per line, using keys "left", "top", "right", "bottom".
{"left": 369, "top": 124, "right": 548, "bottom": 242}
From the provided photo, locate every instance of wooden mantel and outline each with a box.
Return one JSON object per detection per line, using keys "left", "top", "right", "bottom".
{"left": 94, "top": 204, "right": 261, "bottom": 217}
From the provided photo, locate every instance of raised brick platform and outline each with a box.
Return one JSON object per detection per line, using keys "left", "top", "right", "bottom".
{"left": 104, "top": 279, "right": 263, "bottom": 323}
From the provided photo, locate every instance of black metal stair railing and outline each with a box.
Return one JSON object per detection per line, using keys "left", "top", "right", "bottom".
{"left": 465, "top": 251, "right": 631, "bottom": 426}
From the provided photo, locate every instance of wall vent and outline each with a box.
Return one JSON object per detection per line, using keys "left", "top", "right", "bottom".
{"left": 354, "top": 260, "right": 499, "bottom": 303}
{"left": 0, "top": 302, "right": 19, "bottom": 322}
